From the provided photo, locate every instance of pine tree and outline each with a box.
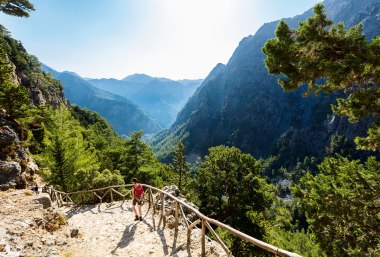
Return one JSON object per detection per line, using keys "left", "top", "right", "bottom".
{"left": 0, "top": 45, "right": 30, "bottom": 118}
{"left": 0, "top": 0, "right": 34, "bottom": 17}
{"left": 263, "top": 3, "right": 380, "bottom": 151}
{"left": 293, "top": 156, "right": 380, "bottom": 256}
{"left": 195, "top": 145, "right": 275, "bottom": 256}
{"left": 0, "top": 80, "right": 30, "bottom": 118}
{"left": 43, "top": 107, "right": 100, "bottom": 192}
{"left": 51, "top": 135, "right": 69, "bottom": 192}
{"left": 118, "top": 130, "right": 154, "bottom": 181}
{"left": 172, "top": 141, "right": 189, "bottom": 191}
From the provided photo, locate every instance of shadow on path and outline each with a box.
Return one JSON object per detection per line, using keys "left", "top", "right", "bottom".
{"left": 65, "top": 202, "right": 134, "bottom": 218}
{"left": 110, "top": 223, "right": 137, "bottom": 255}
{"left": 66, "top": 201, "right": 185, "bottom": 256}
{"left": 156, "top": 227, "right": 169, "bottom": 256}
{"left": 66, "top": 205, "right": 97, "bottom": 218}
{"left": 111, "top": 206, "right": 151, "bottom": 255}
{"left": 100, "top": 201, "right": 134, "bottom": 213}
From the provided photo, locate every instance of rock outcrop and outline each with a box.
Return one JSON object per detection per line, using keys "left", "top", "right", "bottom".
{"left": 156, "top": 185, "right": 199, "bottom": 223}
{"left": 0, "top": 111, "right": 38, "bottom": 190}
{"left": 0, "top": 190, "right": 67, "bottom": 257}
{"left": 34, "top": 193, "right": 52, "bottom": 209}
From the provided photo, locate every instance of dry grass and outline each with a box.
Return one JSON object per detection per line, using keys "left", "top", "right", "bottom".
{"left": 24, "top": 190, "right": 33, "bottom": 196}
{"left": 64, "top": 252, "right": 73, "bottom": 257}
{"left": 44, "top": 211, "right": 67, "bottom": 232}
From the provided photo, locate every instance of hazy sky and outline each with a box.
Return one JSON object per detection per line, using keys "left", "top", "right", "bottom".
{"left": 0, "top": 0, "right": 318, "bottom": 80}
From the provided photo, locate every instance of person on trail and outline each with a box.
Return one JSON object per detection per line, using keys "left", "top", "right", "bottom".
{"left": 131, "top": 178, "right": 144, "bottom": 221}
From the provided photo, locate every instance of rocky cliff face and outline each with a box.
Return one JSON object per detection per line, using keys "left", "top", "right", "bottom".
{"left": 0, "top": 26, "right": 66, "bottom": 189}
{"left": 151, "top": 0, "right": 380, "bottom": 163}
{"left": 0, "top": 110, "right": 38, "bottom": 190}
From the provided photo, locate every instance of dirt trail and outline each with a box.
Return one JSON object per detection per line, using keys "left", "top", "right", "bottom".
{"left": 61, "top": 201, "right": 226, "bottom": 257}
{"left": 0, "top": 189, "right": 226, "bottom": 257}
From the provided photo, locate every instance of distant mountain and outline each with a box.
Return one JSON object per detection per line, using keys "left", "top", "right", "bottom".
{"left": 122, "top": 73, "right": 156, "bottom": 83}
{"left": 150, "top": 0, "right": 380, "bottom": 163}
{"left": 88, "top": 75, "right": 202, "bottom": 128}
{"left": 41, "top": 65, "right": 162, "bottom": 136}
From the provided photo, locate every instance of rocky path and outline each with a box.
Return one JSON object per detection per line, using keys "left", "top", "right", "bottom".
{"left": 0, "top": 189, "right": 226, "bottom": 257}
{"left": 0, "top": 190, "right": 68, "bottom": 257}
{"left": 61, "top": 201, "right": 225, "bottom": 257}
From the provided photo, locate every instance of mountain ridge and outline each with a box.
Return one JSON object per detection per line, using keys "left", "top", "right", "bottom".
{"left": 151, "top": 0, "right": 380, "bottom": 162}
{"left": 88, "top": 75, "right": 202, "bottom": 128}
{"left": 42, "top": 64, "right": 163, "bottom": 136}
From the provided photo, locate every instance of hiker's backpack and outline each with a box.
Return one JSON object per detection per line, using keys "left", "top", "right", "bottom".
{"left": 134, "top": 184, "right": 144, "bottom": 197}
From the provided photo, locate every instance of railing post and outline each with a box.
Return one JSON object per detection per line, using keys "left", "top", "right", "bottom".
{"left": 161, "top": 192, "right": 166, "bottom": 227}
{"left": 187, "top": 228, "right": 191, "bottom": 248}
{"left": 148, "top": 188, "right": 151, "bottom": 208}
{"left": 152, "top": 190, "right": 156, "bottom": 213}
{"left": 110, "top": 188, "right": 113, "bottom": 203}
{"left": 59, "top": 193, "right": 62, "bottom": 207}
{"left": 201, "top": 219, "right": 206, "bottom": 257}
{"left": 175, "top": 201, "right": 179, "bottom": 230}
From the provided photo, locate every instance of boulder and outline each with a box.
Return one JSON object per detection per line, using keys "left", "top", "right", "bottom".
{"left": 25, "top": 158, "right": 39, "bottom": 175}
{"left": 162, "top": 185, "right": 180, "bottom": 197}
{"left": 0, "top": 183, "right": 9, "bottom": 191}
{"left": 0, "top": 126, "right": 18, "bottom": 147}
{"left": 8, "top": 182, "right": 16, "bottom": 189}
{"left": 14, "top": 173, "right": 27, "bottom": 189}
{"left": 70, "top": 228, "right": 79, "bottom": 238}
{"left": 16, "top": 148, "right": 27, "bottom": 159}
{"left": 0, "top": 161, "right": 29, "bottom": 189}
{"left": 155, "top": 185, "right": 200, "bottom": 223}
{"left": 0, "top": 174, "right": 7, "bottom": 184}
{"left": 166, "top": 215, "right": 178, "bottom": 229}
{"left": 34, "top": 193, "right": 52, "bottom": 209}
{"left": 30, "top": 88, "right": 46, "bottom": 106}
{"left": 0, "top": 161, "right": 21, "bottom": 176}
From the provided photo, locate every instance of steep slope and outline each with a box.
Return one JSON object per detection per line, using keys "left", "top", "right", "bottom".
{"left": 89, "top": 75, "right": 202, "bottom": 128}
{"left": 42, "top": 65, "right": 162, "bottom": 135}
{"left": 130, "top": 78, "right": 202, "bottom": 127}
{"left": 151, "top": 0, "right": 380, "bottom": 162}
{"left": 0, "top": 25, "right": 66, "bottom": 190}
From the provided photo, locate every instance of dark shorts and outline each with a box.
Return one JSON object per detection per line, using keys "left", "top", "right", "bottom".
{"left": 133, "top": 196, "right": 143, "bottom": 206}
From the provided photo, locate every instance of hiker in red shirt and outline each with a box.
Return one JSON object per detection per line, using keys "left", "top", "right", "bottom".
{"left": 131, "top": 178, "right": 144, "bottom": 221}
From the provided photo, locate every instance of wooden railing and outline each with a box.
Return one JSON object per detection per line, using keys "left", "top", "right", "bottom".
{"left": 46, "top": 184, "right": 302, "bottom": 257}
